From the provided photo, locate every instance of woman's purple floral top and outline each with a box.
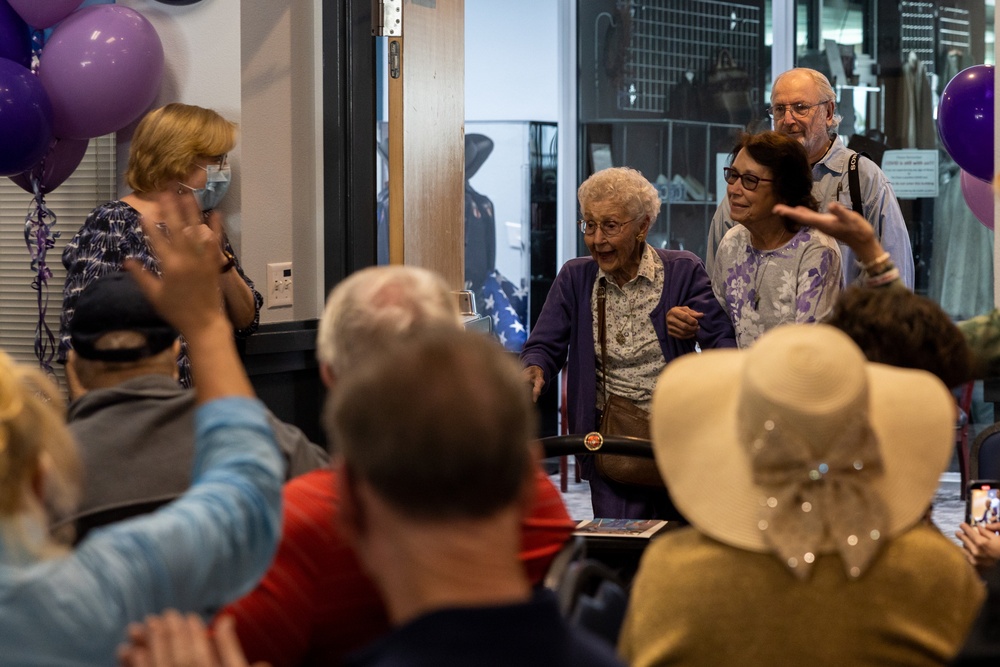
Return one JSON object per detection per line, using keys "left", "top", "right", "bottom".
{"left": 712, "top": 225, "right": 842, "bottom": 348}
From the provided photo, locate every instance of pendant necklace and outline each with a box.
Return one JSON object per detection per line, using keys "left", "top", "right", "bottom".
{"left": 615, "top": 291, "right": 635, "bottom": 346}
{"left": 751, "top": 230, "right": 791, "bottom": 311}
{"left": 752, "top": 254, "right": 772, "bottom": 311}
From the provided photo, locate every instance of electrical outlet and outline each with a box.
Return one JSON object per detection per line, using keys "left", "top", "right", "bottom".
{"left": 266, "top": 262, "right": 293, "bottom": 308}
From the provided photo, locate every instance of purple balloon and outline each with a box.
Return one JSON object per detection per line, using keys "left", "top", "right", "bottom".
{"left": 37, "top": 5, "right": 164, "bottom": 140}
{"left": 960, "top": 169, "right": 995, "bottom": 231}
{"left": 0, "top": 0, "right": 30, "bottom": 67}
{"left": 0, "top": 58, "right": 53, "bottom": 177}
{"left": 7, "top": 0, "right": 82, "bottom": 29}
{"left": 9, "top": 136, "right": 89, "bottom": 195}
{"left": 938, "top": 65, "right": 995, "bottom": 182}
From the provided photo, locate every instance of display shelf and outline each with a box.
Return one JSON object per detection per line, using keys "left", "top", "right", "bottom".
{"left": 577, "top": 0, "right": 764, "bottom": 261}
{"left": 581, "top": 118, "right": 742, "bottom": 261}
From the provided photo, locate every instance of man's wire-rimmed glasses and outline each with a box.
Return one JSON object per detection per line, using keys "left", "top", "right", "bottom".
{"left": 765, "top": 99, "right": 832, "bottom": 119}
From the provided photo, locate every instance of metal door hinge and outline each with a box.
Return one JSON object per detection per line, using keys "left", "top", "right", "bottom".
{"left": 372, "top": 0, "right": 402, "bottom": 36}
{"left": 389, "top": 39, "right": 401, "bottom": 79}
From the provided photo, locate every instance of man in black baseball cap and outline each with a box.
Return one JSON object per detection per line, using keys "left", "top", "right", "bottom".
{"left": 66, "top": 272, "right": 181, "bottom": 397}
{"left": 58, "top": 272, "right": 327, "bottom": 542}
{"left": 68, "top": 272, "right": 180, "bottom": 367}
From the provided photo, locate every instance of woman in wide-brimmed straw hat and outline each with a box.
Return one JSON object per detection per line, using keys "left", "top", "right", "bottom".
{"left": 619, "top": 323, "right": 983, "bottom": 667}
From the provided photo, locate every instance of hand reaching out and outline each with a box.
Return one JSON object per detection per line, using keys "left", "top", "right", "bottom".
{"left": 118, "top": 611, "right": 267, "bottom": 667}
{"left": 773, "top": 201, "right": 884, "bottom": 265}
{"left": 127, "top": 191, "right": 253, "bottom": 403}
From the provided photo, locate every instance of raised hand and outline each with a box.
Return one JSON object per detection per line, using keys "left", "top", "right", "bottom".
{"left": 118, "top": 611, "right": 264, "bottom": 667}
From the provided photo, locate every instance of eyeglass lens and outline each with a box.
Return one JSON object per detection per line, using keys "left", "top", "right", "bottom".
{"left": 579, "top": 220, "right": 623, "bottom": 236}
{"left": 723, "top": 168, "right": 761, "bottom": 191}
{"left": 767, "top": 100, "right": 829, "bottom": 119}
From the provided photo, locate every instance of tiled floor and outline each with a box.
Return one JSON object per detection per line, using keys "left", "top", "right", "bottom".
{"left": 551, "top": 465, "right": 967, "bottom": 546}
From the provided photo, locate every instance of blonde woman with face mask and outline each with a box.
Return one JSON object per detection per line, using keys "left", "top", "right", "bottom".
{"left": 59, "top": 103, "right": 262, "bottom": 388}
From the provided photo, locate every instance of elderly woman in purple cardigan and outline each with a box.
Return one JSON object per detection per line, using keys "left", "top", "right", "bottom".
{"left": 521, "top": 167, "right": 736, "bottom": 519}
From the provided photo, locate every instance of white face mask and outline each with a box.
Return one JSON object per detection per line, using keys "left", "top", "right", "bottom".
{"left": 180, "top": 164, "right": 232, "bottom": 211}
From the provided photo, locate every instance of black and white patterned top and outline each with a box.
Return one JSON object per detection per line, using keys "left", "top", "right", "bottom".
{"left": 59, "top": 200, "right": 262, "bottom": 387}
{"left": 591, "top": 244, "right": 665, "bottom": 411}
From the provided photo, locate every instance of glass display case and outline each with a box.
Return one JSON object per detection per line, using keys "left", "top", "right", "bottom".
{"left": 577, "top": 0, "right": 766, "bottom": 261}
{"left": 581, "top": 119, "right": 743, "bottom": 261}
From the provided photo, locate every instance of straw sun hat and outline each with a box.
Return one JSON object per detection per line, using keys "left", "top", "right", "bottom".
{"left": 652, "top": 323, "right": 954, "bottom": 580}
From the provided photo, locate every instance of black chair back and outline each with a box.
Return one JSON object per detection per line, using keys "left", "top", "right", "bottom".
{"left": 972, "top": 423, "right": 1000, "bottom": 482}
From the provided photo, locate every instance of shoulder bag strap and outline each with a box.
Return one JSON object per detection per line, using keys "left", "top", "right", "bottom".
{"left": 598, "top": 277, "right": 608, "bottom": 407}
{"left": 847, "top": 151, "right": 870, "bottom": 215}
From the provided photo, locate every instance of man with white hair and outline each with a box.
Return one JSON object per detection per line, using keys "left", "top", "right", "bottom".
{"left": 705, "top": 67, "right": 913, "bottom": 289}
{"left": 222, "top": 266, "right": 575, "bottom": 666}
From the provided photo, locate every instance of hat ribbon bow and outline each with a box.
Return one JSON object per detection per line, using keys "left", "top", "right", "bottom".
{"left": 749, "top": 415, "right": 888, "bottom": 580}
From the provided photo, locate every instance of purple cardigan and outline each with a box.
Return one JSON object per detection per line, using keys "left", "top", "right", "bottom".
{"left": 521, "top": 248, "right": 735, "bottom": 437}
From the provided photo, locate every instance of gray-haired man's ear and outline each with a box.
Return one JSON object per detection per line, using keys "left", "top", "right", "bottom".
{"left": 66, "top": 350, "right": 86, "bottom": 401}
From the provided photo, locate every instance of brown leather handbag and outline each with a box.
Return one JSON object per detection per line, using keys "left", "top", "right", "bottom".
{"left": 593, "top": 278, "right": 665, "bottom": 488}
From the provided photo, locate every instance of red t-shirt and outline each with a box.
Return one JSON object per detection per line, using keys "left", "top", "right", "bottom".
{"left": 221, "top": 466, "right": 574, "bottom": 667}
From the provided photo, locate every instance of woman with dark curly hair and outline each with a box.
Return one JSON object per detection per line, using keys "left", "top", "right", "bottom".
{"left": 711, "top": 130, "right": 842, "bottom": 347}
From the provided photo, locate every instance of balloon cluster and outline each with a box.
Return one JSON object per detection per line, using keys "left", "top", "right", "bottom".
{"left": 0, "top": 0, "right": 164, "bottom": 373}
{"left": 0, "top": 0, "right": 164, "bottom": 189}
{"left": 937, "top": 64, "right": 996, "bottom": 230}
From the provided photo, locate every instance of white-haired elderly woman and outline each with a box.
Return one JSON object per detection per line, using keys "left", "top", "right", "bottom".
{"left": 521, "top": 166, "right": 736, "bottom": 519}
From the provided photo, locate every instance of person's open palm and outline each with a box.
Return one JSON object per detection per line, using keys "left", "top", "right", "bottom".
{"left": 118, "top": 611, "right": 268, "bottom": 667}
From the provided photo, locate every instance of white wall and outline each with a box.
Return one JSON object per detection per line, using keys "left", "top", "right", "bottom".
{"left": 465, "top": 0, "right": 558, "bottom": 123}
{"left": 115, "top": 1, "right": 241, "bottom": 230}
{"left": 116, "top": 0, "right": 322, "bottom": 323}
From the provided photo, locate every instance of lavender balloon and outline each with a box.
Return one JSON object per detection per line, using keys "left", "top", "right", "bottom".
{"left": 0, "top": 0, "right": 30, "bottom": 68}
{"left": 7, "top": 0, "right": 82, "bottom": 29}
{"left": 37, "top": 5, "right": 164, "bottom": 140}
{"left": 0, "top": 58, "right": 54, "bottom": 177}
{"left": 9, "top": 136, "right": 89, "bottom": 195}
{"left": 960, "top": 169, "right": 996, "bottom": 231}
{"left": 938, "top": 65, "right": 995, "bottom": 182}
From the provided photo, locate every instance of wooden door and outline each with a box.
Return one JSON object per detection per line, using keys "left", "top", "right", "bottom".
{"left": 387, "top": 0, "right": 465, "bottom": 288}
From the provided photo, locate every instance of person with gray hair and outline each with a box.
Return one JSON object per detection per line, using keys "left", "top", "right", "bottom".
{"left": 316, "top": 265, "right": 459, "bottom": 379}
{"left": 218, "top": 265, "right": 576, "bottom": 667}
{"left": 122, "top": 330, "right": 620, "bottom": 667}
{"left": 522, "top": 166, "right": 734, "bottom": 519}
{"left": 705, "top": 67, "right": 913, "bottom": 289}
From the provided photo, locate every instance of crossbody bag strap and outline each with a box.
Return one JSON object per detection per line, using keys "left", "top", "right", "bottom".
{"left": 598, "top": 277, "right": 608, "bottom": 407}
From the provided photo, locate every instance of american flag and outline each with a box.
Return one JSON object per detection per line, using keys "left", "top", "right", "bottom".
{"left": 481, "top": 269, "right": 527, "bottom": 352}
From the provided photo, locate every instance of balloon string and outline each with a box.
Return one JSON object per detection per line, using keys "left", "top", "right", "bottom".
{"left": 30, "top": 29, "right": 44, "bottom": 73}
{"left": 23, "top": 176, "right": 59, "bottom": 378}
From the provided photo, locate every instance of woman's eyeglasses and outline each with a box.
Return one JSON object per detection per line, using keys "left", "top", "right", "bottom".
{"left": 723, "top": 167, "right": 774, "bottom": 192}
{"left": 765, "top": 100, "right": 832, "bottom": 119}
{"left": 578, "top": 214, "right": 641, "bottom": 237}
